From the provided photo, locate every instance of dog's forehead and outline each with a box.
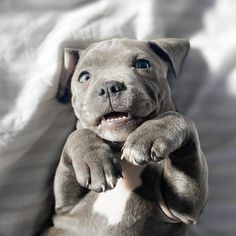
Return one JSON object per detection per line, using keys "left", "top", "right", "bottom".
{"left": 79, "top": 39, "right": 150, "bottom": 67}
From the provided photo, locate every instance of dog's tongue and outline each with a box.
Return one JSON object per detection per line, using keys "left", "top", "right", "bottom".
{"left": 103, "top": 112, "right": 129, "bottom": 122}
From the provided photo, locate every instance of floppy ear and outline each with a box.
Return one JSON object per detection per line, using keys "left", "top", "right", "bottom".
{"left": 57, "top": 48, "right": 80, "bottom": 103}
{"left": 149, "top": 38, "right": 190, "bottom": 77}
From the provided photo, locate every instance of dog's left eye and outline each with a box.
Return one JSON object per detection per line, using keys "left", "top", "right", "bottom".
{"left": 79, "top": 71, "right": 91, "bottom": 83}
{"left": 135, "top": 59, "right": 151, "bottom": 69}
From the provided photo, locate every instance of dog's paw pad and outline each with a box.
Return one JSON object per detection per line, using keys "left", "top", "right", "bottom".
{"left": 151, "top": 151, "right": 165, "bottom": 162}
{"left": 122, "top": 146, "right": 150, "bottom": 166}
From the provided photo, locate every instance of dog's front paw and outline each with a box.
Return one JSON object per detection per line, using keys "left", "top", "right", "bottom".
{"left": 122, "top": 112, "right": 197, "bottom": 165}
{"left": 121, "top": 125, "right": 166, "bottom": 165}
{"left": 74, "top": 147, "right": 121, "bottom": 192}
{"left": 66, "top": 129, "right": 122, "bottom": 192}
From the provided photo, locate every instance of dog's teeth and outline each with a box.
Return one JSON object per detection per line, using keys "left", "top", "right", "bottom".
{"left": 105, "top": 114, "right": 129, "bottom": 122}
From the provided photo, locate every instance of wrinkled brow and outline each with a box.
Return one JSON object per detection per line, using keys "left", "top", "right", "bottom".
{"left": 79, "top": 51, "right": 134, "bottom": 68}
{"left": 79, "top": 46, "right": 154, "bottom": 69}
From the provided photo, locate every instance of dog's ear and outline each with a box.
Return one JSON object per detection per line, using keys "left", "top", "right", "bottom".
{"left": 149, "top": 38, "right": 190, "bottom": 77}
{"left": 57, "top": 48, "right": 80, "bottom": 103}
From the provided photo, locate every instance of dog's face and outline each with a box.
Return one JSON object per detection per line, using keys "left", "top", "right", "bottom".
{"left": 58, "top": 38, "right": 189, "bottom": 142}
{"left": 71, "top": 39, "right": 171, "bottom": 142}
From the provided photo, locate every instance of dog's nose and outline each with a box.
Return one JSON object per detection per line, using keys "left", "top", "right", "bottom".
{"left": 97, "top": 81, "right": 126, "bottom": 97}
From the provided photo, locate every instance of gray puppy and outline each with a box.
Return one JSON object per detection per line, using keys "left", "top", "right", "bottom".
{"left": 45, "top": 38, "right": 208, "bottom": 236}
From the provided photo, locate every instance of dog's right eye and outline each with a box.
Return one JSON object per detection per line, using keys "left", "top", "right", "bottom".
{"left": 135, "top": 59, "right": 151, "bottom": 70}
{"left": 79, "top": 71, "right": 91, "bottom": 83}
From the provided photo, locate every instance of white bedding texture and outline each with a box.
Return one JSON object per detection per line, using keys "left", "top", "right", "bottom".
{"left": 0, "top": 0, "right": 236, "bottom": 235}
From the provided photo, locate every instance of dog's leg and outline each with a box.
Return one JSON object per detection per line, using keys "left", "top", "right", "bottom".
{"left": 54, "top": 148, "right": 87, "bottom": 214}
{"left": 160, "top": 131, "right": 208, "bottom": 224}
{"left": 54, "top": 144, "right": 87, "bottom": 214}
{"left": 54, "top": 129, "right": 121, "bottom": 214}
{"left": 122, "top": 111, "right": 208, "bottom": 224}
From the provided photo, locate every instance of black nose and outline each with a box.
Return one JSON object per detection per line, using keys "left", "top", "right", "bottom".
{"left": 97, "top": 81, "right": 126, "bottom": 97}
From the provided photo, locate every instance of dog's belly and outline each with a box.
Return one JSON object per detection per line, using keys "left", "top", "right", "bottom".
{"left": 92, "top": 175, "right": 141, "bottom": 225}
{"left": 53, "top": 162, "right": 185, "bottom": 236}
{"left": 77, "top": 160, "right": 146, "bottom": 225}
{"left": 89, "top": 160, "right": 146, "bottom": 225}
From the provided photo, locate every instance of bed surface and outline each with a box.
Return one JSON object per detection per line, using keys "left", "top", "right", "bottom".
{"left": 0, "top": 0, "right": 236, "bottom": 235}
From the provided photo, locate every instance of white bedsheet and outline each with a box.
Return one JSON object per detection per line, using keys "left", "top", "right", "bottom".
{"left": 0, "top": 0, "right": 236, "bottom": 235}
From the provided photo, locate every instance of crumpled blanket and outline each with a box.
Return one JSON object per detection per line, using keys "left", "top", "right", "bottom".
{"left": 0, "top": 0, "right": 236, "bottom": 235}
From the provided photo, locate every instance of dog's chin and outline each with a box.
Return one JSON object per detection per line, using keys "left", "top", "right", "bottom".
{"left": 96, "top": 128, "right": 134, "bottom": 142}
{"left": 97, "top": 131, "right": 129, "bottom": 142}
{"left": 94, "top": 112, "right": 143, "bottom": 142}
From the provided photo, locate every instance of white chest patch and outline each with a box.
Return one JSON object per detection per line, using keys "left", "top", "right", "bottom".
{"left": 93, "top": 178, "right": 131, "bottom": 225}
{"left": 92, "top": 161, "right": 144, "bottom": 226}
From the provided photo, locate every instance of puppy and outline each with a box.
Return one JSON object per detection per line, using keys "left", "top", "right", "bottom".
{"left": 45, "top": 38, "right": 208, "bottom": 236}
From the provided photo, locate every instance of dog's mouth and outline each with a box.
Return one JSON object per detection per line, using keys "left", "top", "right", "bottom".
{"left": 101, "top": 112, "right": 132, "bottom": 123}
{"left": 98, "top": 111, "right": 143, "bottom": 134}
{"left": 95, "top": 110, "right": 156, "bottom": 141}
{"left": 98, "top": 111, "right": 142, "bottom": 128}
{"left": 98, "top": 109, "right": 157, "bottom": 128}
{"left": 95, "top": 111, "right": 140, "bottom": 141}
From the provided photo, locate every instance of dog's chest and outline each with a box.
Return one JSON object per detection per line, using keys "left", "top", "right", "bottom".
{"left": 56, "top": 162, "right": 183, "bottom": 236}
{"left": 92, "top": 161, "right": 145, "bottom": 225}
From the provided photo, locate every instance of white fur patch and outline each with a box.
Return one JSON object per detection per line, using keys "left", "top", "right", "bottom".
{"left": 92, "top": 178, "right": 131, "bottom": 225}
{"left": 92, "top": 161, "right": 144, "bottom": 225}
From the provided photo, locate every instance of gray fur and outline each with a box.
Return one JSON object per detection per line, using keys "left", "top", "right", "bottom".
{"left": 45, "top": 38, "right": 208, "bottom": 236}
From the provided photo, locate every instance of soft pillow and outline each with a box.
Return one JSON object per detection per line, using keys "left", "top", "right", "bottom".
{"left": 0, "top": 1, "right": 236, "bottom": 235}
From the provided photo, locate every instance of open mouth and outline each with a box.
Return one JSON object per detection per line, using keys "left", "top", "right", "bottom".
{"left": 96, "top": 111, "right": 146, "bottom": 141}
{"left": 101, "top": 112, "right": 132, "bottom": 124}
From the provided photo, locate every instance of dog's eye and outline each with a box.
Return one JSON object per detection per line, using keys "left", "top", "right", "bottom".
{"left": 79, "top": 71, "right": 91, "bottom": 83}
{"left": 135, "top": 59, "right": 150, "bottom": 69}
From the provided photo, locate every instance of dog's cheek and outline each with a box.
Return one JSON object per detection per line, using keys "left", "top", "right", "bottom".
{"left": 71, "top": 94, "right": 76, "bottom": 106}
{"left": 155, "top": 76, "right": 173, "bottom": 113}
{"left": 71, "top": 94, "right": 79, "bottom": 113}
{"left": 71, "top": 93, "right": 85, "bottom": 122}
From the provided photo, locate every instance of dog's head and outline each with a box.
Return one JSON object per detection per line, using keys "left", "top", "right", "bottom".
{"left": 58, "top": 38, "right": 189, "bottom": 142}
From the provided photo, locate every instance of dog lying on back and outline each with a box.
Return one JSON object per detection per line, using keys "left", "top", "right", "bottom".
{"left": 45, "top": 38, "right": 208, "bottom": 236}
